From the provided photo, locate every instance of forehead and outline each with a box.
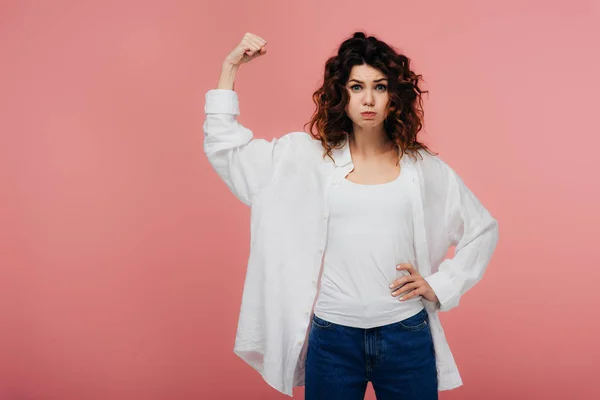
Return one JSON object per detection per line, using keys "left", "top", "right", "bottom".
{"left": 348, "top": 64, "right": 387, "bottom": 80}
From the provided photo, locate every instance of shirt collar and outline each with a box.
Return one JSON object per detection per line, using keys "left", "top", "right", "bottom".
{"left": 329, "top": 137, "right": 415, "bottom": 167}
{"left": 330, "top": 138, "right": 352, "bottom": 167}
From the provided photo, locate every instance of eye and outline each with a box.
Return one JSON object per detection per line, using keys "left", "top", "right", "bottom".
{"left": 349, "top": 84, "right": 387, "bottom": 92}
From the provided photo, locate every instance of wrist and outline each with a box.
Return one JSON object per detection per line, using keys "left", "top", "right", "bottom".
{"left": 217, "top": 63, "right": 238, "bottom": 90}
{"left": 221, "top": 61, "right": 239, "bottom": 73}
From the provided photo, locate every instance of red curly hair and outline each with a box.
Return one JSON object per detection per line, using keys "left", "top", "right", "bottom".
{"left": 304, "top": 31, "right": 437, "bottom": 163}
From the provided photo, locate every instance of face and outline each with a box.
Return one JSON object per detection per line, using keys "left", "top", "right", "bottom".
{"left": 344, "top": 64, "right": 390, "bottom": 132}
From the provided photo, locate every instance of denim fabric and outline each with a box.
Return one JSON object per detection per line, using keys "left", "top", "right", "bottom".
{"left": 305, "top": 308, "right": 438, "bottom": 400}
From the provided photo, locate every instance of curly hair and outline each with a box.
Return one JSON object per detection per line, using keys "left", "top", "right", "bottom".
{"left": 304, "top": 31, "right": 437, "bottom": 163}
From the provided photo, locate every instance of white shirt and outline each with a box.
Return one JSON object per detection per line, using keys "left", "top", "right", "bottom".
{"left": 313, "top": 169, "right": 424, "bottom": 329}
{"left": 203, "top": 89, "right": 499, "bottom": 397}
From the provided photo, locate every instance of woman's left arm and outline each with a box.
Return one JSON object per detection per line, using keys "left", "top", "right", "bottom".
{"left": 423, "top": 166, "right": 500, "bottom": 312}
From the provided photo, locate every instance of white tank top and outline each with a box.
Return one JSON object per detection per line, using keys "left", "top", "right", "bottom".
{"left": 313, "top": 168, "right": 424, "bottom": 329}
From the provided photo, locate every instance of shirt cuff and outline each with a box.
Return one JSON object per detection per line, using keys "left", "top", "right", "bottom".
{"left": 205, "top": 89, "right": 240, "bottom": 115}
{"left": 424, "top": 269, "right": 456, "bottom": 312}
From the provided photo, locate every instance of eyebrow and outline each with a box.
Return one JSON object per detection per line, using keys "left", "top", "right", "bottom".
{"left": 348, "top": 78, "right": 388, "bottom": 84}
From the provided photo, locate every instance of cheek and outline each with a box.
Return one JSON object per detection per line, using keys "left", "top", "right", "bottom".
{"left": 380, "top": 103, "right": 389, "bottom": 117}
{"left": 349, "top": 98, "right": 361, "bottom": 112}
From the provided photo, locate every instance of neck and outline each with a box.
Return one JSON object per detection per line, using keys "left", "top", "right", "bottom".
{"left": 348, "top": 128, "right": 395, "bottom": 159}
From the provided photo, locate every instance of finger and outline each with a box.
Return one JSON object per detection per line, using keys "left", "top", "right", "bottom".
{"left": 389, "top": 275, "right": 415, "bottom": 289}
{"left": 247, "top": 36, "right": 263, "bottom": 50}
{"left": 254, "top": 35, "right": 267, "bottom": 45}
{"left": 247, "top": 33, "right": 267, "bottom": 46}
{"left": 250, "top": 35, "right": 267, "bottom": 48}
{"left": 389, "top": 274, "right": 417, "bottom": 288}
{"left": 247, "top": 37, "right": 266, "bottom": 54}
{"left": 396, "top": 263, "right": 417, "bottom": 275}
{"left": 245, "top": 47, "right": 260, "bottom": 57}
{"left": 241, "top": 37, "right": 261, "bottom": 55}
{"left": 247, "top": 44, "right": 264, "bottom": 57}
{"left": 243, "top": 41, "right": 259, "bottom": 55}
{"left": 391, "top": 282, "right": 419, "bottom": 297}
{"left": 399, "top": 287, "right": 424, "bottom": 301}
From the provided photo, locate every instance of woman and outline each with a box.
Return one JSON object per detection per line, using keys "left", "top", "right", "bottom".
{"left": 204, "top": 31, "right": 499, "bottom": 399}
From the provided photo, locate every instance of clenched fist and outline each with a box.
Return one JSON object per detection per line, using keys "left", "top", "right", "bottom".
{"left": 223, "top": 32, "right": 268, "bottom": 68}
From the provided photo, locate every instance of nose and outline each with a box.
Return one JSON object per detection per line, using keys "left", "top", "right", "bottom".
{"left": 363, "top": 89, "right": 374, "bottom": 106}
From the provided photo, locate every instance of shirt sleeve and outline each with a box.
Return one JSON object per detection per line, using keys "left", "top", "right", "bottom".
{"left": 203, "top": 89, "right": 290, "bottom": 206}
{"left": 424, "top": 164, "right": 499, "bottom": 312}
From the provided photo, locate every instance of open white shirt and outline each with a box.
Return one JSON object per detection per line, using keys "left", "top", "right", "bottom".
{"left": 203, "top": 89, "right": 499, "bottom": 397}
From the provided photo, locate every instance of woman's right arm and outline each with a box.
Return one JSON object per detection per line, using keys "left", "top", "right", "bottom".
{"left": 204, "top": 33, "right": 291, "bottom": 206}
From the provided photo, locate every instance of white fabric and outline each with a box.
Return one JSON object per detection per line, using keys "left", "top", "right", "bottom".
{"left": 203, "top": 89, "right": 499, "bottom": 397}
{"left": 313, "top": 169, "right": 424, "bottom": 329}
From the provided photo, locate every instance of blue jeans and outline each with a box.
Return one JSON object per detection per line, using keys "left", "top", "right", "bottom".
{"left": 305, "top": 308, "right": 438, "bottom": 400}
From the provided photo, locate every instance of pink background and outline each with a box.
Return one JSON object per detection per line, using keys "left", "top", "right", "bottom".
{"left": 1, "top": 0, "right": 599, "bottom": 399}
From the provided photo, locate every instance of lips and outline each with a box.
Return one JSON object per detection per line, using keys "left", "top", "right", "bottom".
{"left": 361, "top": 112, "right": 376, "bottom": 115}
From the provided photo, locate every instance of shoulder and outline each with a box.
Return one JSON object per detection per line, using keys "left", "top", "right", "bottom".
{"left": 278, "top": 131, "right": 325, "bottom": 157}
{"left": 411, "top": 149, "right": 458, "bottom": 194}
{"left": 280, "top": 131, "right": 320, "bottom": 145}
{"left": 413, "top": 148, "right": 450, "bottom": 175}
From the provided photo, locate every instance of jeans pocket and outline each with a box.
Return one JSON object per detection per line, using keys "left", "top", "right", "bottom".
{"left": 397, "top": 309, "right": 428, "bottom": 331}
{"left": 311, "top": 314, "right": 334, "bottom": 329}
